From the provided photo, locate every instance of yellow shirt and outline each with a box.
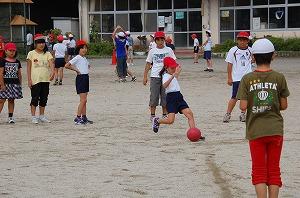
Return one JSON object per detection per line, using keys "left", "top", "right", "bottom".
{"left": 27, "top": 50, "right": 53, "bottom": 85}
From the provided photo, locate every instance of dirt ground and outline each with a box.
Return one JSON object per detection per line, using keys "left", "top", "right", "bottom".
{"left": 0, "top": 57, "right": 299, "bottom": 198}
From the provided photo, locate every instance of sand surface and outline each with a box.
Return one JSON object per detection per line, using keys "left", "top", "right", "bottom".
{"left": 0, "top": 57, "right": 299, "bottom": 198}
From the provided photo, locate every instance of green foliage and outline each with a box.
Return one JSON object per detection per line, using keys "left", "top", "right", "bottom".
{"left": 88, "top": 41, "right": 114, "bottom": 56}
{"left": 284, "top": 38, "right": 300, "bottom": 51}
{"left": 213, "top": 39, "right": 236, "bottom": 53}
{"left": 265, "top": 36, "right": 286, "bottom": 51}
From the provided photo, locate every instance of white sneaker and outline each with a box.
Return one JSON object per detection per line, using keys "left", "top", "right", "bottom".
{"left": 7, "top": 117, "right": 15, "bottom": 124}
{"left": 39, "top": 116, "right": 51, "bottom": 123}
{"left": 239, "top": 112, "right": 246, "bottom": 122}
{"left": 223, "top": 113, "right": 231, "bottom": 123}
{"left": 32, "top": 116, "right": 39, "bottom": 124}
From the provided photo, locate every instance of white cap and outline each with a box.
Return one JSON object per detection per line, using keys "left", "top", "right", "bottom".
{"left": 252, "top": 38, "right": 275, "bottom": 54}
{"left": 206, "top": 30, "right": 212, "bottom": 34}
{"left": 69, "top": 34, "right": 74, "bottom": 37}
{"left": 117, "top": 32, "right": 125, "bottom": 37}
{"left": 125, "top": 31, "right": 130, "bottom": 35}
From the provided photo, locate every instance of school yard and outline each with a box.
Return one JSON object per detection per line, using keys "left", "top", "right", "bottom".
{"left": 0, "top": 57, "right": 299, "bottom": 198}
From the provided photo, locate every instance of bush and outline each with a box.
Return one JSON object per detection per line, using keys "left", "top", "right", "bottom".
{"left": 213, "top": 39, "right": 235, "bottom": 53}
{"left": 88, "top": 41, "right": 114, "bottom": 56}
{"left": 284, "top": 38, "right": 300, "bottom": 51}
{"left": 265, "top": 36, "right": 286, "bottom": 51}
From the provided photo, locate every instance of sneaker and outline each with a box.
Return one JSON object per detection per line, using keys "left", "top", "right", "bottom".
{"left": 39, "top": 116, "right": 51, "bottom": 123}
{"left": 152, "top": 117, "right": 160, "bottom": 133}
{"left": 239, "top": 112, "right": 246, "bottom": 122}
{"left": 59, "top": 80, "right": 62, "bottom": 85}
{"left": 200, "top": 136, "right": 206, "bottom": 141}
{"left": 32, "top": 116, "right": 39, "bottom": 124}
{"left": 121, "top": 78, "right": 127, "bottom": 83}
{"left": 53, "top": 80, "right": 58, "bottom": 86}
{"left": 82, "top": 117, "right": 93, "bottom": 124}
{"left": 204, "top": 68, "right": 210, "bottom": 72}
{"left": 74, "top": 117, "right": 86, "bottom": 125}
{"left": 131, "top": 76, "right": 137, "bottom": 82}
{"left": 162, "top": 114, "right": 168, "bottom": 119}
{"left": 209, "top": 69, "right": 214, "bottom": 72}
{"left": 7, "top": 117, "right": 15, "bottom": 124}
{"left": 223, "top": 113, "right": 231, "bottom": 123}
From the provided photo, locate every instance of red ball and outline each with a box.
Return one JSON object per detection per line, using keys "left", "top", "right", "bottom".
{"left": 187, "top": 128, "right": 202, "bottom": 142}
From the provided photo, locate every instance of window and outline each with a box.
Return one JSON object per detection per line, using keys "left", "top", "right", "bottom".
{"left": 130, "top": 13, "right": 143, "bottom": 32}
{"left": 174, "top": 11, "right": 187, "bottom": 32}
{"left": 174, "top": 33, "right": 187, "bottom": 47}
{"left": 253, "top": 0, "right": 268, "bottom": 5}
{"left": 158, "top": 12, "right": 172, "bottom": 32}
{"left": 12, "top": 27, "right": 23, "bottom": 42}
{"left": 289, "top": 0, "right": 300, "bottom": 3}
{"left": 102, "top": 14, "right": 114, "bottom": 33}
{"left": 288, "top": 6, "right": 300, "bottom": 28}
{"left": 116, "top": 14, "right": 128, "bottom": 30}
{"left": 269, "top": 7, "right": 285, "bottom": 29}
{"left": 253, "top": 8, "right": 268, "bottom": 29}
{"left": 0, "top": 4, "right": 10, "bottom": 27}
{"left": 220, "top": 32, "right": 234, "bottom": 43}
{"left": 220, "top": 0, "right": 234, "bottom": 7}
{"left": 174, "top": 0, "right": 187, "bottom": 9}
{"left": 220, "top": 10, "right": 234, "bottom": 30}
{"left": 188, "top": 0, "right": 201, "bottom": 8}
{"left": 269, "top": 0, "right": 285, "bottom": 4}
{"left": 90, "top": 0, "right": 100, "bottom": 11}
{"left": 102, "top": 34, "right": 113, "bottom": 42}
{"left": 158, "top": 0, "right": 172, "bottom": 9}
{"left": 129, "top": 0, "right": 141, "bottom": 10}
{"left": 116, "top": 0, "right": 128, "bottom": 11}
{"left": 146, "top": 0, "right": 157, "bottom": 10}
{"left": 235, "top": 0, "right": 250, "bottom": 6}
{"left": 144, "top": 13, "right": 157, "bottom": 32}
{"left": 90, "top": 15, "right": 101, "bottom": 33}
{"left": 101, "top": 0, "right": 114, "bottom": 11}
{"left": 235, "top": 9, "right": 250, "bottom": 30}
{"left": 189, "top": 11, "right": 202, "bottom": 31}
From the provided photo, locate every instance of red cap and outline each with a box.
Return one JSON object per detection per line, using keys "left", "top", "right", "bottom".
{"left": 4, "top": 42, "right": 17, "bottom": 51}
{"left": 163, "top": 57, "right": 179, "bottom": 68}
{"left": 57, "top": 35, "right": 64, "bottom": 42}
{"left": 154, "top": 31, "right": 165, "bottom": 39}
{"left": 34, "top": 34, "right": 46, "bottom": 41}
{"left": 76, "top": 40, "right": 87, "bottom": 47}
{"left": 237, "top": 31, "right": 249, "bottom": 39}
{"left": 191, "top": 34, "right": 197, "bottom": 38}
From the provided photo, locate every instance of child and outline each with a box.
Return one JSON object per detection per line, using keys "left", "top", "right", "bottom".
{"left": 27, "top": 34, "right": 55, "bottom": 124}
{"left": 191, "top": 34, "right": 199, "bottom": 64}
{"left": 52, "top": 35, "right": 67, "bottom": 85}
{"left": 0, "top": 35, "right": 5, "bottom": 58}
{"left": 151, "top": 57, "right": 203, "bottom": 138}
{"left": 143, "top": 31, "right": 176, "bottom": 121}
{"left": 125, "top": 31, "right": 134, "bottom": 66}
{"left": 67, "top": 34, "right": 76, "bottom": 59}
{"left": 148, "top": 34, "right": 156, "bottom": 51}
{"left": 237, "top": 38, "right": 289, "bottom": 198}
{"left": 202, "top": 30, "right": 213, "bottom": 72}
{"left": 0, "top": 43, "right": 23, "bottom": 123}
{"left": 223, "top": 31, "right": 253, "bottom": 123}
{"left": 65, "top": 40, "right": 93, "bottom": 125}
{"left": 112, "top": 26, "right": 128, "bottom": 82}
{"left": 165, "top": 37, "right": 175, "bottom": 52}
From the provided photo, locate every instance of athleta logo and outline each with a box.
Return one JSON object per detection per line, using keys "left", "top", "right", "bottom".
{"left": 258, "top": 90, "right": 268, "bottom": 101}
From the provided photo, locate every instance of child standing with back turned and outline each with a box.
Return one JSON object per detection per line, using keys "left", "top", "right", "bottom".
{"left": 237, "top": 38, "right": 289, "bottom": 198}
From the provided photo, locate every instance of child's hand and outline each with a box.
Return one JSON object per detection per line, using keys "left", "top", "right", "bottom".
{"left": 227, "top": 78, "right": 233, "bottom": 86}
{"left": 143, "top": 76, "right": 148, "bottom": 86}
{"left": 76, "top": 70, "right": 81, "bottom": 75}
{"left": 28, "top": 79, "right": 32, "bottom": 88}
{"left": 49, "top": 72, "right": 55, "bottom": 81}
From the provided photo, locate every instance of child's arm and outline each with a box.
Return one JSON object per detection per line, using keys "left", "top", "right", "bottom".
{"left": 27, "top": 59, "right": 32, "bottom": 88}
{"left": 112, "top": 25, "right": 123, "bottom": 39}
{"left": 163, "top": 74, "right": 175, "bottom": 89}
{"left": 18, "top": 68, "right": 22, "bottom": 86}
{"left": 65, "top": 62, "right": 81, "bottom": 75}
{"left": 201, "top": 39, "right": 208, "bottom": 48}
{"left": 227, "top": 63, "right": 233, "bottom": 86}
{"left": 48, "top": 58, "right": 55, "bottom": 81}
{"left": 0, "top": 67, "right": 5, "bottom": 91}
{"left": 239, "top": 100, "right": 248, "bottom": 112}
{"left": 174, "top": 66, "right": 182, "bottom": 78}
{"left": 280, "top": 97, "right": 288, "bottom": 110}
{"left": 143, "top": 62, "right": 151, "bottom": 85}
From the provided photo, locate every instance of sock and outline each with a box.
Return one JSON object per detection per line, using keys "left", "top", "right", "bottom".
{"left": 151, "top": 114, "right": 155, "bottom": 117}
{"left": 8, "top": 113, "right": 13, "bottom": 117}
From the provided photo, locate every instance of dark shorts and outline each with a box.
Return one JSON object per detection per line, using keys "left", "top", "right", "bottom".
{"left": 55, "top": 58, "right": 65, "bottom": 68}
{"left": 193, "top": 46, "right": 199, "bottom": 53}
{"left": 166, "top": 91, "right": 189, "bottom": 114}
{"left": 30, "top": 82, "right": 50, "bottom": 107}
{"left": 232, "top": 81, "right": 240, "bottom": 99}
{"left": 203, "top": 51, "right": 212, "bottom": 60}
{"left": 149, "top": 77, "right": 166, "bottom": 107}
{"left": 76, "top": 74, "right": 89, "bottom": 94}
{"left": 67, "top": 48, "right": 75, "bottom": 56}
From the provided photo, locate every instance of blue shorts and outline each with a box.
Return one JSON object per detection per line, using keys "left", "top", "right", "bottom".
{"left": 232, "top": 81, "right": 240, "bottom": 99}
{"left": 203, "top": 51, "right": 211, "bottom": 60}
{"left": 55, "top": 58, "right": 65, "bottom": 68}
{"left": 166, "top": 91, "right": 189, "bottom": 114}
{"left": 76, "top": 74, "right": 89, "bottom": 94}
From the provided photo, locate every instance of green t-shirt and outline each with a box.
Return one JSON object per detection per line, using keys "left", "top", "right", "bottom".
{"left": 237, "top": 70, "right": 290, "bottom": 140}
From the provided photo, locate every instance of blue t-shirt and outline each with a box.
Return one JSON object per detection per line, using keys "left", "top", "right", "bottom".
{"left": 115, "top": 38, "right": 127, "bottom": 58}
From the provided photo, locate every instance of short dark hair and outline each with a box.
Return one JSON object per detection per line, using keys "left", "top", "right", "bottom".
{"left": 253, "top": 52, "right": 274, "bottom": 65}
{"left": 75, "top": 44, "right": 87, "bottom": 55}
{"left": 206, "top": 32, "right": 211, "bottom": 37}
{"left": 34, "top": 39, "right": 48, "bottom": 54}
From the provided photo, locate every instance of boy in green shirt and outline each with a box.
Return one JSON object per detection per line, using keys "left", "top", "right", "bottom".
{"left": 237, "top": 38, "right": 289, "bottom": 198}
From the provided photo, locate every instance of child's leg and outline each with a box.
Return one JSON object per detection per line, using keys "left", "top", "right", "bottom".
{"left": 267, "top": 136, "right": 283, "bottom": 198}
{"left": 181, "top": 108, "right": 196, "bottom": 128}
{"left": 249, "top": 137, "right": 268, "bottom": 198}
{"left": 39, "top": 83, "right": 50, "bottom": 116}
{"left": 59, "top": 67, "right": 64, "bottom": 81}
{"left": 208, "top": 59, "right": 213, "bottom": 69}
{"left": 227, "top": 98, "right": 238, "bottom": 113}
{"left": 0, "top": 99, "right": 6, "bottom": 113}
{"left": 7, "top": 99, "right": 14, "bottom": 115}
{"left": 159, "top": 113, "right": 175, "bottom": 125}
{"left": 77, "top": 93, "right": 87, "bottom": 116}
{"left": 54, "top": 68, "right": 58, "bottom": 81}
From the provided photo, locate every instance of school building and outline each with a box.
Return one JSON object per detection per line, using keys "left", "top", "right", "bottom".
{"left": 79, "top": 0, "right": 300, "bottom": 47}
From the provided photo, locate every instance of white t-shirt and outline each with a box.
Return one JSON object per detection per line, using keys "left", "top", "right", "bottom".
{"left": 146, "top": 46, "right": 176, "bottom": 78}
{"left": 53, "top": 43, "right": 67, "bottom": 58}
{"left": 162, "top": 73, "right": 181, "bottom": 94}
{"left": 149, "top": 42, "right": 157, "bottom": 50}
{"left": 193, "top": 38, "right": 199, "bottom": 47}
{"left": 69, "top": 55, "right": 89, "bottom": 74}
{"left": 62, "top": 40, "right": 70, "bottom": 46}
{"left": 68, "top": 39, "right": 76, "bottom": 48}
{"left": 203, "top": 37, "right": 212, "bottom": 51}
{"left": 26, "top": 33, "right": 33, "bottom": 45}
{"left": 225, "top": 46, "right": 253, "bottom": 82}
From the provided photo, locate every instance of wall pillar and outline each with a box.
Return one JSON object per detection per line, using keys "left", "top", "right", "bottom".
{"left": 79, "top": 0, "right": 89, "bottom": 41}
{"left": 202, "top": 0, "right": 219, "bottom": 45}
